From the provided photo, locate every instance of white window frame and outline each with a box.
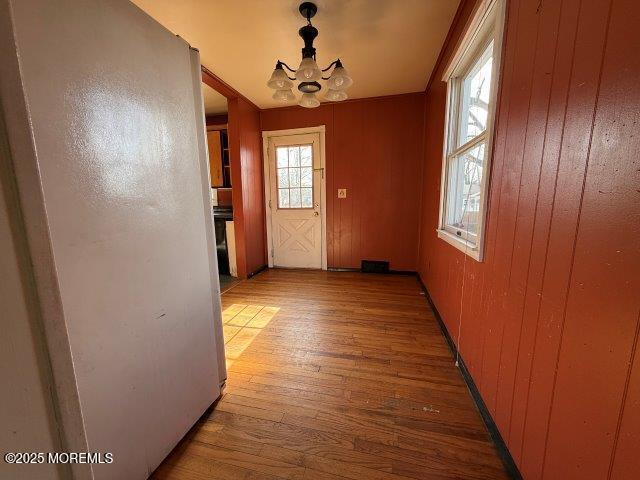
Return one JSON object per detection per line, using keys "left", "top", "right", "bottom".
{"left": 437, "top": 0, "right": 506, "bottom": 261}
{"left": 274, "top": 143, "right": 315, "bottom": 210}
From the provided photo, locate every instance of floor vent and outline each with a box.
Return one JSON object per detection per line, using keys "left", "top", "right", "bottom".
{"left": 361, "top": 260, "right": 389, "bottom": 274}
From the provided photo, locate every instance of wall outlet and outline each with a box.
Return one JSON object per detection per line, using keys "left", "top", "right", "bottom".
{"left": 337, "top": 188, "right": 347, "bottom": 198}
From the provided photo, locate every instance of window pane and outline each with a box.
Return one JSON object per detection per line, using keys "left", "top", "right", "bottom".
{"left": 300, "top": 145, "right": 312, "bottom": 166}
{"left": 289, "top": 168, "right": 300, "bottom": 187}
{"left": 278, "top": 189, "right": 289, "bottom": 208}
{"left": 301, "top": 167, "right": 313, "bottom": 187}
{"left": 277, "top": 147, "right": 288, "bottom": 168}
{"left": 446, "top": 142, "right": 485, "bottom": 237}
{"left": 274, "top": 144, "right": 314, "bottom": 209}
{"left": 289, "top": 188, "right": 301, "bottom": 208}
{"left": 288, "top": 147, "right": 300, "bottom": 167}
{"left": 458, "top": 41, "right": 493, "bottom": 147}
{"left": 301, "top": 188, "right": 313, "bottom": 208}
{"left": 277, "top": 168, "right": 289, "bottom": 188}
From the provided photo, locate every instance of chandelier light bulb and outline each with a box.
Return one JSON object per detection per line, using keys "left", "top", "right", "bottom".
{"left": 299, "top": 93, "right": 320, "bottom": 108}
{"left": 267, "top": 66, "right": 293, "bottom": 90}
{"left": 324, "top": 89, "right": 348, "bottom": 102}
{"left": 327, "top": 65, "right": 353, "bottom": 91}
{"left": 295, "top": 57, "right": 322, "bottom": 82}
{"left": 273, "top": 89, "right": 295, "bottom": 101}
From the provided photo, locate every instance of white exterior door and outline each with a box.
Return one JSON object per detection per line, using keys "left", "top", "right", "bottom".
{"left": 265, "top": 131, "right": 325, "bottom": 269}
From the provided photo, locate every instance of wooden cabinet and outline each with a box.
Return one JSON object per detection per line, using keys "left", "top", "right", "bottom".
{"left": 207, "top": 130, "right": 223, "bottom": 187}
{"left": 206, "top": 128, "right": 231, "bottom": 188}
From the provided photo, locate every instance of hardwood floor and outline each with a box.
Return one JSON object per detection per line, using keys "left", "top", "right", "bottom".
{"left": 152, "top": 269, "right": 509, "bottom": 480}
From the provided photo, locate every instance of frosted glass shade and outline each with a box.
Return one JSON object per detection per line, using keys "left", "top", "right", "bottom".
{"left": 324, "top": 89, "right": 348, "bottom": 102}
{"left": 299, "top": 93, "right": 320, "bottom": 108}
{"left": 295, "top": 57, "right": 322, "bottom": 82}
{"left": 327, "top": 66, "right": 353, "bottom": 90}
{"left": 273, "top": 89, "right": 295, "bottom": 101}
{"left": 267, "top": 68, "right": 293, "bottom": 90}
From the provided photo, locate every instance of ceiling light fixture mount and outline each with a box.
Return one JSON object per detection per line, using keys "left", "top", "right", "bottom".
{"left": 267, "top": 2, "right": 353, "bottom": 108}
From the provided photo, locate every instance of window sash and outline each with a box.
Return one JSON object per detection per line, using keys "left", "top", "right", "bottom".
{"left": 448, "top": 130, "right": 487, "bottom": 161}
{"left": 446, "top": 37, "right": 494, "bottom": 157}
{"left": 443, "top": 134, "right": 486, "bottom": 243}
{"left": 444, "top": 59, "right": 490, "bottom": 246}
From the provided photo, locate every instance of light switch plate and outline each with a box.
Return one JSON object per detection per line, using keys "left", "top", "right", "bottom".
{"left": 338, "top": 188, "right": 347, "bottom": 198}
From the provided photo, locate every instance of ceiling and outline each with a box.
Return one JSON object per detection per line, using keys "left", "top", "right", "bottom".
{"left": 202, "top": 83, "right": 228, "bottom": 115}
{"left": 131, "top": 0, "right": 460, "bottom": 109}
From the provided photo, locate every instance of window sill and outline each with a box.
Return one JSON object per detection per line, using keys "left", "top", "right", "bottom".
{"left": 436, "top": 229, "right": 483, "bottom": 261}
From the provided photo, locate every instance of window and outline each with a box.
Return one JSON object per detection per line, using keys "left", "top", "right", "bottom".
{"left": 438, "top": 0, "right": 504, "bottom": 260}
{"left": 276, "top": 144, "right": 314, "bottom": 209}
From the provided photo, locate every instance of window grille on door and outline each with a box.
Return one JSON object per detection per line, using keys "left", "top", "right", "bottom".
{"left": 275, "top": 144, "right": 314, "bottom": 209}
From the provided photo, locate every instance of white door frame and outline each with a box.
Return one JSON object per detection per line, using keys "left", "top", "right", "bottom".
{"left": 262, "top": 125, "right": 327, "bottom": 269}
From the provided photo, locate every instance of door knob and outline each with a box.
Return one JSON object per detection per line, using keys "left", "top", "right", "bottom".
{"left": 313, "top": 211, "right": 319, "bottom": 216}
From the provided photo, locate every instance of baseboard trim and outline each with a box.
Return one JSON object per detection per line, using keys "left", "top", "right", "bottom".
{"left": 417, "top": 275, "right": 523, "bottom": 480}
{"left": 247, "top": 264, "right": 268, "bottom": 278}
{"left": 327, "top": 267, "right": 417, "bottom": 275}
{"left": 387, "top": 269, "right": 417, "bottom": 275}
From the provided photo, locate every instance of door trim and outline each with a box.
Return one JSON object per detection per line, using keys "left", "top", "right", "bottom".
{"left": 262, "top": 126, "right": 327, "bottom": 270}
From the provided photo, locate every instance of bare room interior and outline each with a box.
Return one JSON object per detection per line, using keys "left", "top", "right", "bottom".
{"left": 1, "top": 1, "right": 637, "bottom": 480}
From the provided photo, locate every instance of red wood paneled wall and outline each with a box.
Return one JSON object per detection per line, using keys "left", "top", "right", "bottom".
{"left": 228, "top": 97, "right": 266, "bottom": 277}
{"left": 205, "top": 114, "right": 228, "bottom": 126}
{"left": 418, "top": 0, "right": 640, "bottom": 478}
{"left": 260, "top": 93, "right": 425, "bottom": 271}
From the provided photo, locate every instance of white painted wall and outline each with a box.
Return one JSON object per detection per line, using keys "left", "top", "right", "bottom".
{"left": 1, "top": 0, "right": 225, "bottom": 478}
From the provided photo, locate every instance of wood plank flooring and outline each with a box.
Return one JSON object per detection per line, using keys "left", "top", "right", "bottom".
{"left": 152, "top": 269, "right": 509, "bottom": 480}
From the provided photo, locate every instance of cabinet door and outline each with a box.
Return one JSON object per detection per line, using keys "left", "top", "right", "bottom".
{"left": 207, "top": 130, "right": 223, "bottom": 187}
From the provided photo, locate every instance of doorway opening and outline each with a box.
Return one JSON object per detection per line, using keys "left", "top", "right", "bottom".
{"left": 201, "top": 82, "right": 238, "bottom": 292}
{"left": 262, "top": 127, "right": 327, "bottom": 270}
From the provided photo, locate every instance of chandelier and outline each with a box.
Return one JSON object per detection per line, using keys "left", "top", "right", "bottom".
{"left": 266, "top": 2, "right": 353, "bottom": 108}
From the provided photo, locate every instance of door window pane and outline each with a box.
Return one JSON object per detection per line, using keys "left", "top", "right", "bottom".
{"left": 288, "top": 146, "right": 300, "bottom": 167}
{"left": 278, "top": 189, "right": 290, "bottom": 208}
{"left": 277, "top": 148, "right": 288, "bottom": 168}
{"left": 275, "top": 144, "right": 314, "bottom": 209}
{"left": 301, "top": 188, "right": 313, "bottom": 208}
{"left": 289, "top": 188, "right": 301, "bottom": 208}
{"left": 301, "top": 167, "right": 313, "bottom": 187}
{"left": 445, "top": 142, "right": 485, "bottom": 236}
{"left": 300, "top": 146, "right": 312, "bottom": 166}
{"left": 289, "top": 168, "right": 300, "bottom": 187}
{"left": 457, "top": 41, "right": 493, "bottom": 147}
{"left": 278, "top": 168, "right": 289, "bottom": 188}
